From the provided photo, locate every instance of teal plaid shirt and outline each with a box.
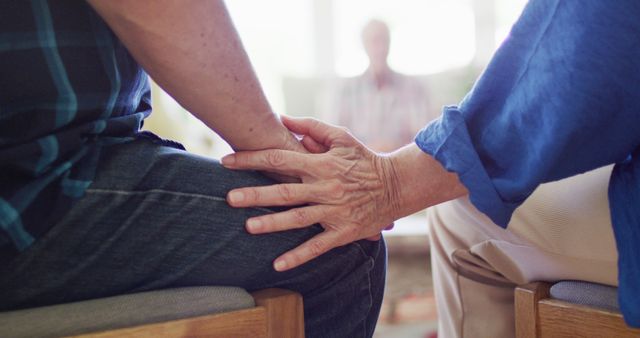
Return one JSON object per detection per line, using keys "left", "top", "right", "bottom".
{"left": 0, "top": 0, "right": 151, "bottom": 260}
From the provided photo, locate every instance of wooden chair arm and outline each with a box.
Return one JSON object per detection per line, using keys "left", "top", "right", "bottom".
{"left": 70, "top": 288, "right": 304, "bottom": 338}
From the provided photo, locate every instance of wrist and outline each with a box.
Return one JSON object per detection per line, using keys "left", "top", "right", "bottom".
{"left": 387, "top": 143, "right": 468, "bottom": 218}
{"left": 373, "top": 153, "right": 404, "bottom": 223}
{"left": 229, "top": 114, "right": 303, "bottom": 153}
{"left": 260, "top": 114, "right": 306, "bottom": 152}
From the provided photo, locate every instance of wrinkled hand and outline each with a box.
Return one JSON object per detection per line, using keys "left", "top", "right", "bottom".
{"left": 221, "top": 116, "right": 401, "bottom": 271}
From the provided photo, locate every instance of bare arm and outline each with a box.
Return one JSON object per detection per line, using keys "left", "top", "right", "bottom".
{"left": 221, "top": 117, "right": 468, "bottom": 271}
{"left": 87, "top": 0, "right": 302, "bottom": 152}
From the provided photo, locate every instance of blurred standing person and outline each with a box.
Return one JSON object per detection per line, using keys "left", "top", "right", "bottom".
{"left": 330, "top": 19, "right": 430, "bottom": 152}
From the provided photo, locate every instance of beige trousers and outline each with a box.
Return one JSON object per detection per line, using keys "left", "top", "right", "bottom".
{"left": 427, "top": 166, "right": 618, "bottom": 338}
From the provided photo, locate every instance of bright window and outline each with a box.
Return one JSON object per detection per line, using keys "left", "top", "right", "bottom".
{"left": 333, "top": 0, "right": 476, "bottom": 76}
{"left": 226, "top": 0, "right": 315, "bottom": 113}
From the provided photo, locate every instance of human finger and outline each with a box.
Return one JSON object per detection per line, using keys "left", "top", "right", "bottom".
{"left": 301, "top": 135, "right": 329, "bottom": 153}
{"left": 221, "top": 149, "right": 317, "bottom": 176}
{"left": 227, "top": 182, "right": 329, "bottom": 207}
{"left": 245, "top": 205, "right": 328, "bottom": 234}
{"left": 272, "top": 230, "right": 347, "bottom": 271}
{"left": 281, "top": 116, "right": 351, "bottom": 148}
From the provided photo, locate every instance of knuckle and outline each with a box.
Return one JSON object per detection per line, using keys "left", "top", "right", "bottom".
{"left": 338, "top": 207, "right": 355, "bottom": 221}
{"left": 328, "top": 183, "right": 346, "bottom": 201}
{"left": 318, "top": 155, "right": 340, "bottom": 172}
{"left": 265, "top": 151, "right": 285, "bottom": 168}
{"left": 308, "top": 238, "right": 327, "bottom": 257}
{"left": 277, "top": 184, "right": 295, "bottom": 202}
{"left": 259, "top": 214, "right": 274, "bottom": 228}
{"left": 247, "top": 188, "right": 260, "bottom": 203}
{"left": 291, "top": 208, "right": 307, "bottom": 224}
{"left": 229, "top": 154, "right": 243, "bottom": 166}
{"left": 336, "top": 126, "right": 351, "bottom": 138}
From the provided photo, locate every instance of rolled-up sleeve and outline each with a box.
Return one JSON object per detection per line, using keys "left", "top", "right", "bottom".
{"left": 415, "top": 0, "right": 640, "bottom": 227}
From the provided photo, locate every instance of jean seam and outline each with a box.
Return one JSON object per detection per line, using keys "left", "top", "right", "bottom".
{"left": 85, "top": 188, "right": 275, "bottom": 214}
{"left": 352, "top": 241, "right": 376, "bottom": 338}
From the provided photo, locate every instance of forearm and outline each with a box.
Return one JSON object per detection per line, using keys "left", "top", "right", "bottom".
{"left": 385, "top": 143, "right": 468, "bottom": 219}
{"left": 87, "top": 0, "right": 299, "bottom": 151}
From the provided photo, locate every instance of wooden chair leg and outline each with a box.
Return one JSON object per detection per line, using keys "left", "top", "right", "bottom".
{"left": 252, "top": 289, "right": 305, "bottom": 338}
{"left": 515, "top": 282, "right": 551, "bottom": 338}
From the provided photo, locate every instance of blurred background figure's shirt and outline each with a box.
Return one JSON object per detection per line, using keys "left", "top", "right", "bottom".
{"left": 331, "top": 71, "right": 429, "bottom": 153}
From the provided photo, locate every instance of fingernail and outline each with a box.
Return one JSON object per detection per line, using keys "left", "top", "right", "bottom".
{"left": 274, "top": 260, "right": 287, "bottom": 271}
{"left": 246, "top": 219, "right": 262, "bottom": 232}
{"left": 221, "top": 155, "right": 235, "bottom": 166}
{"left": 228, "top": 191, "right": 244, "bottom": 204}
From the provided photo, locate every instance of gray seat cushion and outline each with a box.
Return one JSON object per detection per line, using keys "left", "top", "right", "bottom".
{"left": 0, "top": 286, "right": 255, "bottom": 338}
{"left": 550, "top": 281, "right": 619, "bottom": 312}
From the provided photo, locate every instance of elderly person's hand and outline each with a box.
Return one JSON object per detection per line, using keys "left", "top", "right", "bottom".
{"left": 222, "top": 116, "right": 467, "bottom": 271}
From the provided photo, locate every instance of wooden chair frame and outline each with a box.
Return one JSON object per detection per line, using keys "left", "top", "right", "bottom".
{"left": 515, "top": 282, "right": 640, "bottom": 338}
{"left": 70, "top": 288, "right": 304, "bottom": 338}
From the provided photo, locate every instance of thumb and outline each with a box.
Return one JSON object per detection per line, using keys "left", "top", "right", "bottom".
{"left": 282, "top": 116, "right": 346, "bottom": 148}
{"left": 301, "top": 135, "right": 329, "bottom": 153}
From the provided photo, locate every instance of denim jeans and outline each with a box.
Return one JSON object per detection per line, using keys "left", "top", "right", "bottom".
{"left": 0, "top": 138, "right": 386, "bottom": 338}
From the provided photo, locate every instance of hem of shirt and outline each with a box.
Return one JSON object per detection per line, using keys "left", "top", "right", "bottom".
{"left": 414, "top": 106, "right": 514, "bottom": 228}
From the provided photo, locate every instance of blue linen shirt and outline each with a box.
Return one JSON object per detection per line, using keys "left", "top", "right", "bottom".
{"left": 416, "top": 0, "right": 640, "bottom": 327}
{"left": 0, "top": 1, "right": 150, "bottom": 261}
